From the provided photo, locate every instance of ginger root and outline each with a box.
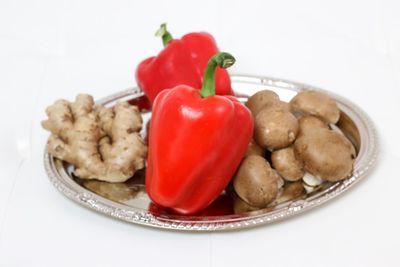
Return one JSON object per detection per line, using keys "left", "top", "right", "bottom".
{"left": 42, "top": 94, "right": 147, "bottom": 183}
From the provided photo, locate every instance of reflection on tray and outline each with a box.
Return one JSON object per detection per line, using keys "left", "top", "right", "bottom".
{"left": 77, "top": 169, "right": 148, "bottom": 203}
{"left": 76, "top": 166, "right": 333, "bottom": 217}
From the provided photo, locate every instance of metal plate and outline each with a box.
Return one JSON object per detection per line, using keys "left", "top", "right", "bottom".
{"left": 43, "top": 75, "right": 378, "bottom": 231}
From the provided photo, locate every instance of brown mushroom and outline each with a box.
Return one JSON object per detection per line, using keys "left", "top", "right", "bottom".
{"left": 233, "top": 194, "right": 262, "bottom": 214}
{"left": 261, "top": 100, "right": 290, "bottom": 113}
{"left": 294, "top": 129, "right": 356, "bottom": 182}
{"left": 290, "top": 91, "right": 340, "bottom": 124}
{"left": 298, "top": 115, "right": 329, "bottom": 137}
{"left": 275, "top": 181, "right": 306, "bottom": 204}
{"left": 233, "top": 155, "right": 280, "bottom": 208}
{"left": 271, "top": 146, "right": 304, "bottom": 181}
{"left": 245, "top": 139, "right": 265, "bottom": 157}
{"left": 246, "top": 90, "right": 280, "bottom": 116}
{"left": 254, "top": 109, "right": 299, "bottom": 150}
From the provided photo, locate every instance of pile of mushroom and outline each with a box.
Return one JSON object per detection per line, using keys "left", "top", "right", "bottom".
{"left": 233, "top": 89, "right": 356, "bottom": 213}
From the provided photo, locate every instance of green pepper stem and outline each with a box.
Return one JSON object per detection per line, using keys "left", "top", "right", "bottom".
{"left": 155, "top": 23, "right": 173, "bottom": 47}
{"left": 200, "top": 52, "right": 235, "bottom": 98}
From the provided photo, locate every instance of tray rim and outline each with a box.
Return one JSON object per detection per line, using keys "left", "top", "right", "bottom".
{"left": 43, "top": 74, "right": 379, "bottom": 232}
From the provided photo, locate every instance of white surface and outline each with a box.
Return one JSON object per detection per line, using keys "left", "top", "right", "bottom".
{"left": 0, "top": 0, "right": 399, "bottom": 266}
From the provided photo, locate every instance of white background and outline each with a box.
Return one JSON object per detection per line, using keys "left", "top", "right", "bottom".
{"left": 1, "top": 0, "right": 399, "bottom": 266}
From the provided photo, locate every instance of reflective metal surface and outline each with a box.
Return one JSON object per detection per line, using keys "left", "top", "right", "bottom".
{"left": 44, "top": 75, "right": 379, "bottom": 231}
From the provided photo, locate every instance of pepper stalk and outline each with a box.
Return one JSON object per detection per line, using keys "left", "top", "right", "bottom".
{"left": 155, "top": 23, "right": 173, "bottom": 47}
{"left": 200, "top": 52, "right": 235, "bottom": 98}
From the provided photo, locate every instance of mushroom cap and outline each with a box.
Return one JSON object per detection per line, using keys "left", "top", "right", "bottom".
{"left": 294, "top": 129, "right": 356, "bottom": 182}
{"left": 254, "top": 109, "right": 299, "bottom": 150}
{"left": 275, "top": 181, "right": 306, "bottom": 204}
{"left": 260, "top": 100, "right": 290, "bottom": 113}
{"left": 245, "top": 139, "right": 265, "bottom": 157}
{"left": 298, "top": 115, "right": 329, "bottom": 137}
{"left": 271, "top": 146, "right": 304, "bottom": 181}
{"left": 233, "top": 155, "right": 280, "bottom": 208}
{"left": 290, "top": 91, "right": 340, "bottom": 124}
{"left": 233, "top": 193, "right": 262, "bottom": 214}
{"left": 246, "top": 90, "right": 280, "bottom": 116}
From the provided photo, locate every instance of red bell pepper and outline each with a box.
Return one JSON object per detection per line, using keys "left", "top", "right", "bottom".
{"left": 146, "top": 52, "right": 253, "bottom": 215}
{"left": 136, "top": 24, "right": 234, "bottom": 104}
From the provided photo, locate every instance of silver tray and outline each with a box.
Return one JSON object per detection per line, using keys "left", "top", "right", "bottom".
{"left": 44, "top": 75, "right": 378, "bottom": 231}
